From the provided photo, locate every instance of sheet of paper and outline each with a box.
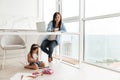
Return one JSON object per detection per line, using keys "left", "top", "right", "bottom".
{"left": 10, "top": 72, "right": 35, "bottom": 80}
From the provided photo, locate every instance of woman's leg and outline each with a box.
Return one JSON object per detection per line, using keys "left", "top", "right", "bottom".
{"left": 48, "top": 40, "right": 57, "bottom": 62}
{"left": 41, "top": 40, "right": 49, "bottom": 54}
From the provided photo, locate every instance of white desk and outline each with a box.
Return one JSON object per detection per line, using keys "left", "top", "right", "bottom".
{"left": 0, "top": 31, "right": 80, "bottom": 64}
{"left": 0, "top": 31, "right": 79, "bottom": 35}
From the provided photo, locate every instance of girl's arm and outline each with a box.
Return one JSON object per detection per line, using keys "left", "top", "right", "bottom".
{"left": 27, "top": 54, "right": 37, "bottom": 63}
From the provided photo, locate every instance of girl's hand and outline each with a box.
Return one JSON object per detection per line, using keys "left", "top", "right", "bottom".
{"left": 30, "top": 58, "right": 37, "bottom": 63}
{"left": 35, "top": 59, "right": 38, "bottom": 62}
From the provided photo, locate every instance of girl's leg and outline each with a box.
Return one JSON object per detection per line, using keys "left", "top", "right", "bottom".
{"left": 39, "top": 62, "right": 45, "bottom": 68}
{"left": 24, "top": 64, "right": 39, "bottom": 70}
{"left": 36, "top": 61, "right": 45, "bottom": 69}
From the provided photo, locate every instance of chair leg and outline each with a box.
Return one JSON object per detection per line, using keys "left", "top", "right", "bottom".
{"left": 2, "top": 50, "right": 6, "bottom": 69}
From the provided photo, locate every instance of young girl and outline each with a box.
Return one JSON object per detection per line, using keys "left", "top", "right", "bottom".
{"left": 24, "top": 44, "right": 45, "bottom": 70}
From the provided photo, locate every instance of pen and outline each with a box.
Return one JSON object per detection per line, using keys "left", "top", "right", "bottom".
{"left": 21, "top": 75, "right": 23, "bottom": 80}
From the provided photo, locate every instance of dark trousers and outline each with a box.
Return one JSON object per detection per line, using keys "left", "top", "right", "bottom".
{"left": 41, "top": 39, "right": 57, "bottom": 58}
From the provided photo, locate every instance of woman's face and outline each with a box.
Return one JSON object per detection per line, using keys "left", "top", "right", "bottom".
{"left": 55, "top": 14, "right": 61, "bottom": 23}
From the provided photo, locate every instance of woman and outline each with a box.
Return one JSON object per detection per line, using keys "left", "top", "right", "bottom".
{"left": 41, "top": 12, "right": 67, "bottom": 62}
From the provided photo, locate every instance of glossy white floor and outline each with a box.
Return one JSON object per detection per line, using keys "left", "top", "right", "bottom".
{"left": 0, "top": 53, "right": 120, "bottom": 80}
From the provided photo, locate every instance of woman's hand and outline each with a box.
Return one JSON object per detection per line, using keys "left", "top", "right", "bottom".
{"left": 52, "top": 29, "right": 55, "bottom": 32}
{"left": 52, "top": 28, "right": 59, "bottom": 32}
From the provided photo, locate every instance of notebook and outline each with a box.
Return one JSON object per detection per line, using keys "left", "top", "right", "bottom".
{"left": 36, "top": 21, "right": 46, "bottom": 32}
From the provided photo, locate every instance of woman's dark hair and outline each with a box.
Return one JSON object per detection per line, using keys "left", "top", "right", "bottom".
{"left": 29, "top": 44, "right": 39, "bottom": 57}
{"left": 52, "top": 12, "right": 62, "bottom": 29}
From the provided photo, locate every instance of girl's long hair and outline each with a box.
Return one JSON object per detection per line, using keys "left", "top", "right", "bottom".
{"left": 29, "top": 44, "right": 39, "bottom": 57}
{"left": 52, "top": 12, "right": 62, "bottom": 30}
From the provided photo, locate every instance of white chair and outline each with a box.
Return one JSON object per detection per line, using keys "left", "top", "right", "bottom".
{"left": 0, "top": 35, "right": 26, "bottom": 69}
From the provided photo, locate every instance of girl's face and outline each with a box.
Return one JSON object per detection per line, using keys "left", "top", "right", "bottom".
{"left": 55, "top": 14, "right": 61, "bottom": 23}
{"left": 33, "top": 48, "right": 38, "bottom": 53}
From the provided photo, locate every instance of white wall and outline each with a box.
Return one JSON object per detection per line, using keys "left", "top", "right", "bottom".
{"left": 0, "top": 0, "right": 43, "bottom": 58}
{"left": 0, "top": 0, "right": 37, "bottom": 17}
{"left": 0, "top": 0, "right": 44, "bottom": 30}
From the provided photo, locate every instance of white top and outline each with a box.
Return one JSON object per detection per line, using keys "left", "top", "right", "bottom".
{"left": 48, "top": 28, "right": 59, "bottom": 41}
{"left": 33, "top": 53, "right": 38, "bottom": 60}
{"left": 48, "top": 35, "right": 56, "bottom": 40}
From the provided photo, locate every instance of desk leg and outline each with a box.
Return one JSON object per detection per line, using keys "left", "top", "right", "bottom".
{"left": 59, "top": 34, "right": 63, "bottom": 62}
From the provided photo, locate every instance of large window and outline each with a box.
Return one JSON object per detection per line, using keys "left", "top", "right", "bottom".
{"left": 43, "top": 0, "right": 80, "bottom": 65}
{"left": 85, "top": 0, "right": 120, "bottom": 72}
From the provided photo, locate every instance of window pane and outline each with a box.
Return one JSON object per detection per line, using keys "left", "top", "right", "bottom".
{"left": 62, "top": 0, "right": 79, "bottom": 18}
{"left": 44, "top": 0, "right": 56, "bottom": 24}
{"left": 85, "top": 17, "right": 120, "bottom": 71}
{"left": 62, "top": 35, "right": 79, "bottom": 60}
{"left": 65, "top": 22, "right": 79, "bottom": 33}
{"left": 86, "top": 0, "right": 120, "bottom": 17}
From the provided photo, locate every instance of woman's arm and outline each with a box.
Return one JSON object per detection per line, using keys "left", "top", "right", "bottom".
{"left": 59, "top": 22, "right": 67, "bottom": 32}
{"left": 47, "top": 21, "right": 53, "bottom": 32}
{"left": 47, "top": 21, "right": 67, "bottom": 32}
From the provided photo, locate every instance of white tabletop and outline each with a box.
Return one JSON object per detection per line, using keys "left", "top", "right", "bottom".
{"left": 0, "top": 31, "right": 80, "bottom": 35}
